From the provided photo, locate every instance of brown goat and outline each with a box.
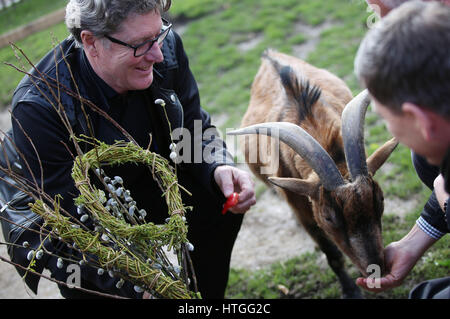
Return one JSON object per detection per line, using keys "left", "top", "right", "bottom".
{"left": 228, "top": 50, "right": 398, "bottom": 298}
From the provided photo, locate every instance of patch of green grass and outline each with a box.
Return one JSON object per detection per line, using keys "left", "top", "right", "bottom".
{"left": 168, "top": 0, "right": 225, "bottom": 20}
{"left": 0, "top": 0, "right": 67, "bottom": 35}
{"left": 0, "top": 22, "right": 68, "bottom": 108}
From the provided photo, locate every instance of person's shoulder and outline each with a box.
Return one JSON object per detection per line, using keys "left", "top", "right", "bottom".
{"left": 12, "top": 38, "right": 80, "bottom": 112}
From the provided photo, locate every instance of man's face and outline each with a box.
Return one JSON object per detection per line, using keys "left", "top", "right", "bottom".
{"left": 95, "top": 10, "right": 164, "bottom": 94}
{"left": 372, "top": 98, "right": 446, "bottom": 165}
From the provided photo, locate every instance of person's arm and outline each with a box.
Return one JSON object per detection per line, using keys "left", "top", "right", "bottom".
{"left": 417, "top": 189, "right": 449, "bottom": 240}
{"left": 170, "top": 32, "right": 256, "bottom": 213}
{"left": 434, "top": 174, "right": 449, "bottom": 211}
{"left": 12, "top": 102, "right": 77, "bottom": 212}
{"left": 434, "top": 173, "right": 450, "bottom": 230}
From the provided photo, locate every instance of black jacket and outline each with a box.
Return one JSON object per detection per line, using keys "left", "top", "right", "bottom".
{"left": 413, "top": 150, "right": 450, "bottom": 238}
{"left": 7, "top": 31, "right": 234, "bottom": 297}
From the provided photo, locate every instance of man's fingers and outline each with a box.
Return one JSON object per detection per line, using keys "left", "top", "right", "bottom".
{"left": 214, "top": 165, "right": 256, "bottom": 214}
{"left": 229, "top": 196, "right": 256, "bottom": 214}
{"left": 215, "top": 167, "right": 234, "bottom": 197}
{"left": 356, "top": 274, "right": 400, "bottom": 293}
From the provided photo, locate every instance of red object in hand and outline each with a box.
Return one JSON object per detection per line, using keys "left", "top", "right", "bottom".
{"left": 222, "top": 192, "right": 239, "bottom": 215}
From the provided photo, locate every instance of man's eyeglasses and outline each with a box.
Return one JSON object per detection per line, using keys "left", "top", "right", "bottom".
{"left": 105, "top": 18, "right": 172, "bottom": 57}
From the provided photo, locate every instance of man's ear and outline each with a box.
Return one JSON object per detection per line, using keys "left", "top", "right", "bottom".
{"left": 80, "top": 30, "right": 98, "bottom": 57}
{"left": 365, "top": 0, "right": 391, "bottom": 17}
{"left": 402, "top": 102, "right": 435, "bottom": 142}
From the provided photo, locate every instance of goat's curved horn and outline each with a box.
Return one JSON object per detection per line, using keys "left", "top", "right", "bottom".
{"left": 228, "top": 122, "right": 345, "bottom": 191}
{"left": 341, "top": 89, "right": 371, "bottom": 181}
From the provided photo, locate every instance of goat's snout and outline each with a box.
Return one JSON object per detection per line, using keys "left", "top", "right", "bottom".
{"left": 348, "top": 233, "right": 385, "bottom": 278}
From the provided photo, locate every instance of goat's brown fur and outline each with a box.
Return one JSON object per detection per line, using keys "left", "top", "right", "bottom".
{"left": 240, "top": 50, "right": 397, "bottom": 298}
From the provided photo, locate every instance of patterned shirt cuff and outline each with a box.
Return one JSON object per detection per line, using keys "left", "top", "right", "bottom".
{"left": 416, "top": 216, "right": 446, "bottom": 240}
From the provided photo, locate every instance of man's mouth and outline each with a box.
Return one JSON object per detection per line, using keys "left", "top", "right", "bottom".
{"left": 136, "top": 65, "right": 152, "bottom": 73}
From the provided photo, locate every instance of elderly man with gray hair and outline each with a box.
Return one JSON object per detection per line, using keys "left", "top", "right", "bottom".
{"left": 6, "top": 0, "right": 255, "bottom": 299}
{"left": 355, "top": 0, "right": 450, "bottom": 298}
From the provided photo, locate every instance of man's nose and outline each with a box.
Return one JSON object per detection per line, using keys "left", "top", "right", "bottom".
{"left": 144, "top": 42, "right": 164, "bottom": 63}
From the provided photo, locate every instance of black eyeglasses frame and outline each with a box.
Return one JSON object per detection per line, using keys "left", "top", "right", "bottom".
{"left": 104, "top": 18, "right": 172, "bottom": 57}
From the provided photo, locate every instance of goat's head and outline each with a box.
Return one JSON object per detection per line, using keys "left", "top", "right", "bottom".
{"left": 228, "top": 90, "right": 398, "bottom": 276}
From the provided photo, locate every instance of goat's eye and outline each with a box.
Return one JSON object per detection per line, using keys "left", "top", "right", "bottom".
{"left": 322, "top": 193, "right": 343, "bottom": 227}
{"left": 323, "top": 211, "right": 339, "bottom": 226}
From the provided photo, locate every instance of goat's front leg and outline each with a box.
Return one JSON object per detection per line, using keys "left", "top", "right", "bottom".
{"left": 308, "top": 224, "right": 364, "bottom": 299}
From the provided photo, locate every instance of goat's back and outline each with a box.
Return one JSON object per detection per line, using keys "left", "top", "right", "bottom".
{"left": 240, "top": 50, "right": 354, "bottom": 180}
{"left": 242, "top": 50, "right": 352, "bottom": 128}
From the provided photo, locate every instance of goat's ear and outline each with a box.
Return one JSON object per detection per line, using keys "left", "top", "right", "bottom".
{"left": 268, "top": 176, "right": 320, "bottom": 200}
{"left": 367, "top": 137, "right": 398, "bottom": 175}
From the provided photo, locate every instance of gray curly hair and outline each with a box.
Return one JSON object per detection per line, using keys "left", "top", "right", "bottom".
{"left": 65, "top": 0, "right": 171, "bottom": 47}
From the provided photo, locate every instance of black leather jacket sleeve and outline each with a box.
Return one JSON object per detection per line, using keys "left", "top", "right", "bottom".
{"left": 167, "top": 32, "right": 234, "bottom": 199}
{"left": 8, "top": 31, "right": 234, "bottom": 298}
